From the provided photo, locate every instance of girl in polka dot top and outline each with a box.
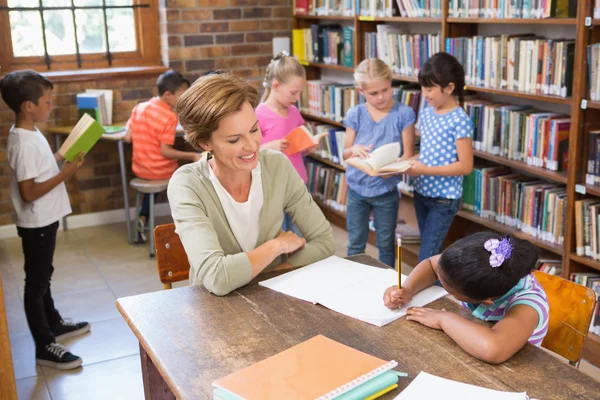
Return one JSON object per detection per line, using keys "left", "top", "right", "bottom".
{"left": 342, "top": 59, "right": 416, "bottom": 267}
{"left": 405, "top": 53, "right": 474, "bottom": 262}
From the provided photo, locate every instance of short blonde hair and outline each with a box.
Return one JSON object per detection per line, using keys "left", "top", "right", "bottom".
{"left": 354, "top": 58, "right": 392, "bottom": 88}
{"left": 176, "top": 73, "right": 259, "bottom": 150}
{"left": 261, "top": 52, "right": 306, "bottom": 102}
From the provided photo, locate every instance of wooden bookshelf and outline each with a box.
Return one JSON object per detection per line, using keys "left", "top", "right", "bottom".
{"left": 295, "top": 15, "right": 356, "bottom": 21}
{"left": 306, "top": 153, "right": 345, "bottom": 171}
{"left": 295, "top": 0, "right": 600, "bottom": 366}
{"left": 305, "top": 62, "right": 354, "bottom": 72}
{"left": 301, "top": 113, "right": 344, "bottom": 127}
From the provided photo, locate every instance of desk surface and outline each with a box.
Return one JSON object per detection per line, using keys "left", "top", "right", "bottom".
{"left": 44, "top": 122, "right": 185, "bottom": 141}
{"left": 116, "top": 254, "right": 600, "bottom": 400}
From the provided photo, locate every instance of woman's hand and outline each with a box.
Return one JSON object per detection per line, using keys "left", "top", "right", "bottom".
{"left": 276, "top": 230, "right": 306, "bottom": 254}
{"left": 406, "top": 307, "right": 448, "bottom": 330}
{"left": 262, "top": 139, "right": 290, "bottom": 152}
{"left": 383, "top": 285, "right": 413, "bottom": 309}
{"left": 349, "top": 144, "right": 373, "bottom": 159}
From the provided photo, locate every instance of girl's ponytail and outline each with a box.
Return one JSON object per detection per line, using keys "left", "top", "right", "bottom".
{"left": 261, "top": 51, "right": 306, "bottom": 103}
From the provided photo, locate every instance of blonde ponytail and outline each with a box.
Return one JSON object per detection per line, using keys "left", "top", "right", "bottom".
{"left": 261, "top": 51, "right": 306, "bottom": 102}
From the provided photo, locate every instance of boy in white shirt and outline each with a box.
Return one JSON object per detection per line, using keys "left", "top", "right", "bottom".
{"left": 1, "top": 70, "right": 90, "bottom": 370}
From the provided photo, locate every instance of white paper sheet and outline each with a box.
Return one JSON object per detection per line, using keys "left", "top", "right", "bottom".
{"left": 394, "top": 372, "right": 529, "bottom": 400}
{"left": 259, "top": 256, "right": 447, "bottom": 326}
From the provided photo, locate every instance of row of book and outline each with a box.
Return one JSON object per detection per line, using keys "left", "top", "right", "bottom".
{"left": 575, "top": 199, "right": 600, "bottom": 261}
{"left": 307, "top": 159, "right": 349, "bottom": 213}
{"left": 586, "top": 131, "right": 600, "bottom": 187}
{"left": 448, "top": 0, "right": 576, "bottom": 19}
{"left": 76, "top": 89, "right": 113, "bottom": 126}
{"left": 300, "top": 80, "right": 357, "bottom": 122}
{"left": 461, "top": 167, "right": 567, "bottom": 245}
{"left": 292, "top": 26, "right": 354, "bottom": 67}
{"left": 587, "top": 43, "right": 600, "bottom": 102}
{"left": 537, "top": 259, "right": 562, "bottom": 276}
{"left": 294, "top": 0, "right": 441, "bottom": 18}
{"left": 447, "top": 35, "right": 575, "bottom": 98}
{"left": 364, "top": 27, "right": 441, "bottom": 77}
{"left": 569, "top": 272, "right": 600, "bottom": 336}
{"left": 464, "top": 100, "right": 570, "bottom": 172}
{"left": 306, "top": 122, "right": 348, "bottom": 166}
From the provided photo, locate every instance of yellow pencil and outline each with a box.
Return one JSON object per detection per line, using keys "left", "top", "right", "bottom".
{"left": 397, "top": 237, "right": 402, "bottom": 288}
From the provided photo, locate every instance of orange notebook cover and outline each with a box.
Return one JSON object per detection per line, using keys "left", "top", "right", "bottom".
{"left": 212, "top": 335, "right": 397, "bottom": 400}
{"left": 283, "top": 126, "right": 326, "bottom": 156}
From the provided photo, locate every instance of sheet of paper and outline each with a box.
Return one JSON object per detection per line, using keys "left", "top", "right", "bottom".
{"left": 317, "top": 269, "right": 447, "bottom": 327}
{"left": 394, "top": 372, "right": 528, "bottom": 400}
{"left": 258, "top": 256, "right": 385, "bottom": 304}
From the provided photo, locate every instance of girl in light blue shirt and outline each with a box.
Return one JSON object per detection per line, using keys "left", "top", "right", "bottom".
{"left": 342, "top": 59, "right": 415, "bottom": 267}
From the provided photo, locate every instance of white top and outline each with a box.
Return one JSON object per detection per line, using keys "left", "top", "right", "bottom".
{"left": 7, "top": 126, "right": 72, "bottom": 228}
{"left": 208, "top": 162, "right": 263, "bottom": 252}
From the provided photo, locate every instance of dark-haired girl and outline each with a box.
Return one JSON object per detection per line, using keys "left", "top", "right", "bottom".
{"left": 405, "top": 52, "right": 474, "bottom": 262}
{"left": 383, "top": 232, "right": 549, "bottom": 364}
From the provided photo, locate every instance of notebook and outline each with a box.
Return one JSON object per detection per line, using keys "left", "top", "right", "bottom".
{"left": 394, "top": 372, "right": 529, "bottom": 400}
{"left": 283, "top": 125, "right": 328, "bottom": 156}
{"left": 58, "top": 113, "right": 105, "bottom": 162}
{"left": 212, "top": 335, "right": 399, "bottom": 400}
{"left": 259, "top": 256, "right": 447, "bottom": 327}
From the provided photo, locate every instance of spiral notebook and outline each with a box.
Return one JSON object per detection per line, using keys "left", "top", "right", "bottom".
{"left": 259, "top": 256, "right": 447, "bottom": 327}
{"left": 212, "top": 335, "right": 399, "bottom": 400}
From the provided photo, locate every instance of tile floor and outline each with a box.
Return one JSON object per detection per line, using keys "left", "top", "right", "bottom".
{"left": 2, "top": 219, "right": 599, "bottom": 399}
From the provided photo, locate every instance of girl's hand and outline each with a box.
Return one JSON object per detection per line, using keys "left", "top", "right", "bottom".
{"left": 404, "top": 160, "right": 428, "bottom": 176}
{"left": 350, "top": 144, "right": 373, "bottom": 159}
{"left": 383, "top": 285, "right": 413, "bottom": 309}
{"left": 406, "top": 307, "right": 447, "bottom": 330}
{"left": 305, "top": 144, "right": 319, "bottom": 154}
{"left": 262, "top": 139, "right": 290, "bottom": 152}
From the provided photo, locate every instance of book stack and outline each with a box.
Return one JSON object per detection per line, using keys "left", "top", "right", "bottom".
{"left": 295, "top": 0, "right": 356, "bottom": 16}
{"left": 364, "top": 28, "right": 440, "bottom": 77}
{"left": 293, "top": 25, "right": 354, "bottom": 67}
{"left": 569, "top": 272, "right": 600, "bottom": 336}
{"left": 585, "top": 131, "right": 600, "bottom": 186}
{"left": 464, "top": 100, "right": 570, "bottom": 172}
{"left": 300, "top": 80, "right": 357, "bottom": 122}
{"left": 447, "top": 35, "right": 575, "bottom": 98}
{"left": 448, "top": 0, "right": 576, "bottom": 19}
{"left": 76, "top": 89, "right": 113, "bottom": 125}
{"left": 306, "top": 159, "right": 348, "bottom": 213}
{"left": 462, "top": 167, "right": 567, "bottom": 245}
{"left": 213, "top": 335, "right": 402, "bottom": 400}
{"left": 535, "top": 258, "right": 562, "bottom": 276}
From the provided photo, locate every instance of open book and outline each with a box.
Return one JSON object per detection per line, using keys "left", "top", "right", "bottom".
{"left": 283, "top": 125, "right": 328, "bottom": 156}
{"left": 346, "top": 142, "right": 413, "bottom": 176}
{"left": 213, "top": 335, "right": 400, "bottom": 400}
{"left": 259, "top": 256, "right": 447, "bottom": 327}
{"left": 394, "top": 372, "right": 529, "bottom": 400}
{"left": 58, "top": 113, "right": 105, "bottom": 162}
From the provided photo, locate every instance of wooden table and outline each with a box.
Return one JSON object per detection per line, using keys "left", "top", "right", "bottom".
{"left": 117, "top": 255, "right": 600, "bottom": 400}
{"left": 45, "top": 123, "right": 185, "bottom": 244}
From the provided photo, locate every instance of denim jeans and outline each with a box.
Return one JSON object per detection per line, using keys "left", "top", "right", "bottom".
{"left": 140, "top": 193, "right": 160, "bottom": 219}
{"left": 17, "top": 221, "right": 63, "bottom": 349}
{"left": 283, "top": 212, "right": 303, "bottom": 237}
{"left": 414, "top": 192, "right": 460, "bottom": 262}
{"left": 346, "top": 188, "right": 399, "bottom": 267}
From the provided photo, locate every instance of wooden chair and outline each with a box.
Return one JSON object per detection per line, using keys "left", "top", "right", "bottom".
{"left": 154, "top": 223, "right": 190, "bottom": 289}
{"left": 533, "top": 271, "right": 597, "bottom": 367}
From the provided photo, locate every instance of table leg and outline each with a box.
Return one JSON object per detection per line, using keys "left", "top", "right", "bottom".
{"left": 118, "top": 140, "right": 132, "bottom": 244}
{"left": 139, "top": 343, "right": 175, "bottom": 400}
{"left": 54, "top": 135, "right": 68, "bottom": 232}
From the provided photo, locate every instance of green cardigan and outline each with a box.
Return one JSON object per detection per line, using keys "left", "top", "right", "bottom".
{"left": 167, "top": 149, "right": 336, "bottom": 296}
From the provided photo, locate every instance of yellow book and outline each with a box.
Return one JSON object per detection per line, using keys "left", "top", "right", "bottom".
{"left": 365, "top": 383, "right": 399, "bottom": 400}
{"left": 292, "top": 29, "right": 306, "bottom": 62}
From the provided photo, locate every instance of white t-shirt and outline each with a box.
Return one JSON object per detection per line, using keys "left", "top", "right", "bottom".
{"left": 208, "top": 162, "right": 263, "bottom": 252}
{"left": 7, "top": 126, "right": 72, "bottom": 228}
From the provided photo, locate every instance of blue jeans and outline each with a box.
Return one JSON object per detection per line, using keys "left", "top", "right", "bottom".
{"left": 346, "top": 188, "right": 399, "bottom": 267}
{"left": 140, "top": 193, "right": 159, "bottom": 219}
{"left": 414, "top": 192, "right": 460, "bottom": 262}
{"left": 283, "top": 212, "right": 303, "bottom": 237}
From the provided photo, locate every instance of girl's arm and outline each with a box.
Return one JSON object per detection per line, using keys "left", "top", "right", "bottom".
{"left": 407, "top": 304, "right": 539, "bottom": 364}
{"left": 342, "top": 127, "right": 372, "bottom": 160}
{"left": 398, "top": 124, "right": 415, "bottom": 160}
{"left": 406, "top": 137, "right": 473, "bottom": 177}
{"left": 383, "top": 255, "right": 440, "bottom": 308}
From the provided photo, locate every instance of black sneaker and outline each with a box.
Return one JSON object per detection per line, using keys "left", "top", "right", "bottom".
{"left": 53, "top": 319, "right": 91, "bottom": 341}
{"left": 36, "top": 343, "right": 82, "bottom": 370}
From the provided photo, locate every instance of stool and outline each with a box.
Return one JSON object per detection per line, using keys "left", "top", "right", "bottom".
{"left": 130, "top": 178, "right": 169, "bottom": 258}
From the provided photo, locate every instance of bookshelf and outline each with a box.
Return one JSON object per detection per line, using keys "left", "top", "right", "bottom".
{"left": 294, "top": 0, "right": 600, "bottom": 366}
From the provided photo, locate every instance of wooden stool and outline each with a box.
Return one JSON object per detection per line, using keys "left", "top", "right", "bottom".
{"left": 130, "top": 178, "right": 169, "bottom": 257}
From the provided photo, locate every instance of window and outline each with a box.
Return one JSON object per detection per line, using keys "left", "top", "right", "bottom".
{"left": 0, "top": 0, "right": 161, "bottom": 72}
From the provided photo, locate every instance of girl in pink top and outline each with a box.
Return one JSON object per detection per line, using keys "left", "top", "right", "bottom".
{"left": 256, "top": 52, "right": 314, "bottom": 235}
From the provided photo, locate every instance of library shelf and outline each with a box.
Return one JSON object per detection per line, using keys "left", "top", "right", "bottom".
{"left": 447, "top": 18, "right": 577, "bottom": 25}
{"left": 473, "top": 150, "right": 568, "bottom": 184}
{"left": 465, "top": 86, "right": 572, "bottom": 104}
{"left": 306, "top": 62, "right": 354, "bottom": 72}
{"left": 569, "top": 253, "right": 600, "bottom": 273}
{"left": 302, "top": 113, "right": 345, "bottom": 128}
{"left": 295, "top": 14, "right": 356, "bottom": 21}
{"left": 585, "top": 184, "right": 600, "bottom": 197}
{"left": 587, "top": 101, "right": 600, "bottom": 110}
{"left": 363, "top": 16, "right": 442, "bottom": 23}
{"left": 306, "top": 153, "right": 346, "bottom": 172}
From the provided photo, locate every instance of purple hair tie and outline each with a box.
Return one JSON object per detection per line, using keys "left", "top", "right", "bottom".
{"left": 484, "top": 237, "right": 513, "bottom": 268}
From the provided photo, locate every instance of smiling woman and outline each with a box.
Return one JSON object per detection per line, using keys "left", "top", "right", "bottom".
{"left": 167, "top": 73, "right": 336, "bottom": 296}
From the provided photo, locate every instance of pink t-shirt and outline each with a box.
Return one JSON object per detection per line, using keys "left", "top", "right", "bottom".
{"left": 255, "top": 104, "right": 308, "bottom": 183}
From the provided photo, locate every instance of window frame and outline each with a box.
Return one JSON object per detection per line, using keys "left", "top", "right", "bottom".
{"left": 0, "top": 0, "right": 161, "bottom": 73}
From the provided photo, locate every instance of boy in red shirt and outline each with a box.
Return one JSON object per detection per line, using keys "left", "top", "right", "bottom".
{"left": 125, "top": 70, "right": 200, "bottom": 240}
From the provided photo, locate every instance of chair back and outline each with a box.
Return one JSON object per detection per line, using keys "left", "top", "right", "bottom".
{"left": 533, "top": 271, "right": 597, "bottom": 365}
{"left": 154, "top": 223, "right": 190, "bottom": 289}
